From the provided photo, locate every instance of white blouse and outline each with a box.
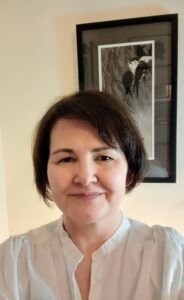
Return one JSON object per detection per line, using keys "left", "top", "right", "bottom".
{"left": 0, "top": 216, "right": 184, "bottom": 300}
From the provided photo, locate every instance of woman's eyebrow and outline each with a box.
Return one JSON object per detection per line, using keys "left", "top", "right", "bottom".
{"left": 51, "top": 148, "right": 74, "bottom": 156}
{"left": 91, "top": 146, "right": 118, "bottom": 153}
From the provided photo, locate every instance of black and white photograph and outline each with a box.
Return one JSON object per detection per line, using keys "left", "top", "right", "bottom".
{"left": 76, "top": 14, "right": 177, "bottom": 182}
{"left": 98, "top": 41, "right": 155, "bottom": 159}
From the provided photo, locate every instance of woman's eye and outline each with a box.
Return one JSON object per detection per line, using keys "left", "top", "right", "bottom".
{"left": 57, "top": 157, "right": 75, "bottom": 164}
{"left": 97, "top": 155, "right": 113, "bottom": 162}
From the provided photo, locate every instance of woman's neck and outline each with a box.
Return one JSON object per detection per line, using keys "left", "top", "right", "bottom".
{"left": 63, "top": 211, "right": 122, "bottom": 256}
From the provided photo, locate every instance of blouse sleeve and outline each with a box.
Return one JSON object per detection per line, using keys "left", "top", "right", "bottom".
{"left": 0, "top": 236, "right": 27, "bottom": 300}
{"left": 177, "top": 231, "right": 184, "bottom": 300}
{"left": 164, "top": 227, "right": 184, "bottom": 299}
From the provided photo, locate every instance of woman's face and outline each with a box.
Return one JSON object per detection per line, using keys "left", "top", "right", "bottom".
{"left": 47, "top": 118, "right": 128, "bottom": 227}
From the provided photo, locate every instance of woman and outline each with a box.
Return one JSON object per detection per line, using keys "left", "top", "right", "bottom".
{"left": 0, "top": 90, "right": 184, "bottom": 300}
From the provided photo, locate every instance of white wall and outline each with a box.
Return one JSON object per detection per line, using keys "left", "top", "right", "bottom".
{"left": 0, "top": 129, "right": 9, "bottom": 241}
{"left": 0, "top": 0, "right": 184, "bottom": 242}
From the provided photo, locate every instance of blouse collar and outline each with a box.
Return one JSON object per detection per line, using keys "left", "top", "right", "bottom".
{"left": 57, "top": 214, "right": 131, "bottom": 263}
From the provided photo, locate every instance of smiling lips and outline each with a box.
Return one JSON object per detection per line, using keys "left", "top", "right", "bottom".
{"left": 69, "top": 192, "right": 104, "bottom": 201}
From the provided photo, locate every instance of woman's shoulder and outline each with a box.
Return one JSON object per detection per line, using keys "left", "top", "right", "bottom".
{"left": 0, "top": 218, "right": 61, "bottom": 256}
{"left": 128, "top": 217, "right": 184, "bottom": 251}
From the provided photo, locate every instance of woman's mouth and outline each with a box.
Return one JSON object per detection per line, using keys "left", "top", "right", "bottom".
{"left": 69, "top": 192, "right": 104, "bottom": 201}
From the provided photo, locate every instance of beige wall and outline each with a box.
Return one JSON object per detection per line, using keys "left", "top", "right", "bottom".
{"left": 0, "top": 0, "right": 184, "bottom": 242}
{"left": 0, "top": 129, "right": 9, "bottom": 241}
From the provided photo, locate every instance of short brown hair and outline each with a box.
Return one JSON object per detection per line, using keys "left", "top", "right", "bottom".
{"left": 32, "top": 90, "right": 147, "bottom": 204}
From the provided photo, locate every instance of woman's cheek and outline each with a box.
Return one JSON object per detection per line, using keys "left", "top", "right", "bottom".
{"left": 50, "top": 167, "right": 74, "bottom": 191}
{"left": 102, "top": 165, "right": 127, "bottom": 189}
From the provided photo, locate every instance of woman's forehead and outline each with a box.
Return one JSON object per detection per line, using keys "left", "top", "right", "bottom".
{"left": 49, "top": 118, "right": 120, "bottom": 151}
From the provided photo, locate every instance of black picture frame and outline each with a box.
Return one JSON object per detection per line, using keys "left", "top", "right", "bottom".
{"left": 76, "top": 14, "right": 178, "bottom": 183}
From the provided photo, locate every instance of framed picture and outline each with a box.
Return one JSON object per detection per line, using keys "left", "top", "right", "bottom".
{"left": 76, "top": 14, "right": 178, "bottom": 182}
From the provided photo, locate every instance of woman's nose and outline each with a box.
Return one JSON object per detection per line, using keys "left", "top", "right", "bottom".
{"left": 73, "top": 161, "right": 97, "bottom": 186}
